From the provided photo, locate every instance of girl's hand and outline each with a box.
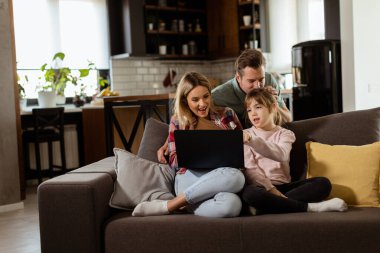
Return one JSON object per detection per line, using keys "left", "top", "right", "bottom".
{"left": 268, "top": 187, "right": 287, "bottom": 198}
{"left": 243, "top": 131, "right": 252, "bottom": 143}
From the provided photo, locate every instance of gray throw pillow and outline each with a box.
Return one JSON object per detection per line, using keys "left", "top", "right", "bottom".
{"left": 137, "top": 118, "right": 169, "bottom": 162}
{"left": 109, "top": 148, "right": 175, "bottom": 210}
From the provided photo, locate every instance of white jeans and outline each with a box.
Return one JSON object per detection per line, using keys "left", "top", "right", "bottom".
{"left": 174, "top": 167, "right": 244, "bottom": 218}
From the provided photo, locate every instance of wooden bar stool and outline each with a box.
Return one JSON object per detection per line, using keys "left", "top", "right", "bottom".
{"left": 22, "top": 107, "right": 66, "bottom": 184}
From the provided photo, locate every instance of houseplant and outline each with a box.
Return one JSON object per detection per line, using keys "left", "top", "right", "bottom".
{"left": 40, "top": 52, "right": 91, "bottom": 105}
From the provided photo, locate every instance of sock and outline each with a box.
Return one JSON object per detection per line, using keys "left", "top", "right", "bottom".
{"left": 248, "top": 206, "right": 257, "bottom": 216}
{"left": 307, "top": 198, "right": 348, "bottom": 213}
{"left": 132, "top": 200, "right": 169, "bottom": 217}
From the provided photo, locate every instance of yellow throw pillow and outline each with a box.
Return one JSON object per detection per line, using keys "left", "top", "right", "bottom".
{"left": 306, "top": 141, "right": 380, "bottom": 207}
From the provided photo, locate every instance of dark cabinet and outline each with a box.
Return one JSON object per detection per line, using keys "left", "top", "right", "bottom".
{"left": 107, "top": 0, "right": 146, "bottom": 56}
{"left": 237, "top": 0, "right": 268, "bottom": 52}
{"left": 207, "top": 0, "right": 239, "bottom": 58}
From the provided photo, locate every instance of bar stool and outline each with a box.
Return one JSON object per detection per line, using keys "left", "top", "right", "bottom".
{"left": 22, "top": 107, "right": 66, "bottom": 184}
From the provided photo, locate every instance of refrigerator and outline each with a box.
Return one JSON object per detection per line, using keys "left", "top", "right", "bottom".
{"left": 291, "top": 39, "right": 342, "bottom": 120}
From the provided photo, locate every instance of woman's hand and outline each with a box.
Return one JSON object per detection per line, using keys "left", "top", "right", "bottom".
{"left": 268, "top": 187, "right": 287, "bottom": 198}
{"left": 157, "top": 139, "right": 169, "bottom": 164}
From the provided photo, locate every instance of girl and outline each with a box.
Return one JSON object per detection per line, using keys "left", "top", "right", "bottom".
{"left": 242, "top": 88, "right": 347, "bottom": 215}
{"left": 133, "top": 72, "right": 245, "bottom": 218}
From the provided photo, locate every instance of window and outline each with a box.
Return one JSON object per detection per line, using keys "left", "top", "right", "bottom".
{"left": 13, "top": 0, "right": 110, "bottom": 98}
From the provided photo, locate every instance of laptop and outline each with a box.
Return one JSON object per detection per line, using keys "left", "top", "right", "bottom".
{"left": 174, "top": 130, "right": 244, "bottom": 169}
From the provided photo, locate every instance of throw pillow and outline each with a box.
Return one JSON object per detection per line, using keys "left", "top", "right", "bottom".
{"left": 109, "top": 148, "right": 175, "bottom": 210}
{"left": 306, "top": 141, "right": 380, "bottom": 207}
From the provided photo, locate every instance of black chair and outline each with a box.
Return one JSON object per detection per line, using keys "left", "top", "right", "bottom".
{"left": 22, "top": 107, "right": 66, "bottom": 184}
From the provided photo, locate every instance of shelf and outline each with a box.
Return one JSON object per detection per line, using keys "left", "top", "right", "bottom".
{"left": 239, "top": 24, "right": 261, "bottom": 30}
{"left": 146, "top": 30, "right": 207, "bottom": 36}
{"left": 238, "top": 0, "right": 260, "bottom": 6}
{"left": 145, "top": 5, "right": 206, "bottom": 13}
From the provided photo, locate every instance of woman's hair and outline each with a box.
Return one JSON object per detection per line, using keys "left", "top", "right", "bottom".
{"left": 235, "top": 49, "right": 266, "bottom": 77}
{"left": 173, "top": 72, "right": 215, "bottom": 128}
{"left": 245, "top": 88, "right": 282, "bottom": 125}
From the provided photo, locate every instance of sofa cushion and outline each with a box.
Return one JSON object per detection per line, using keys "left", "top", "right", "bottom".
{"left": 137, "top": 118, "right": 169, "bottom": 163}
{"left": 306, "top": 141, "right": 380, "bottom": 207}
{"left": 109, "top": 148, "right": 175, "bottom": 210}
{"left": 285, "top": 107, "right": 380, "bottom": 181}
{"left": 105, "top": 208, "right": 380, "bottom": 253}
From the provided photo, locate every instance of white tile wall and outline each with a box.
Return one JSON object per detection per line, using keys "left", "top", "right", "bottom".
{"left": 110, "top": 57, "right": 236, "bottom": 96}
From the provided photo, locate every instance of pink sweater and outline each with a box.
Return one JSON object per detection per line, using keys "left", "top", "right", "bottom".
{"left": 243, "top": 126, "right": 296, "bottom": 190}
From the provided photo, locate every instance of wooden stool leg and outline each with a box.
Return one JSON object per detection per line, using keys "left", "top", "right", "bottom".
{"left": 48, "top": 141, "right": 53, "bottom": 178}
{"left": 34, "top": 142, "right": 42, "bottom": 184}
{"left": 60, "top": 137, "right": 66, "bottom": 172}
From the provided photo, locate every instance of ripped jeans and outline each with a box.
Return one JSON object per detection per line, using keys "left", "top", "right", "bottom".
{"left": 174, "top": 167, "right": 245, "bottom": 218}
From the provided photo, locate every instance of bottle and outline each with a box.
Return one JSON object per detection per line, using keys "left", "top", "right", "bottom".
{"left": 182, "top": 44, "right": 188, "bottom": 55}
{"left": 179, "top": 20, "right": 185, "bottom": 32}
{"left": 195, "top": 19, "right": 202, "bottom": 32}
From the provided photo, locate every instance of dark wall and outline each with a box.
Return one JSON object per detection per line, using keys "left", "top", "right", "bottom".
{"left": 324, "top": 0, "right": 340, "bottom": 39}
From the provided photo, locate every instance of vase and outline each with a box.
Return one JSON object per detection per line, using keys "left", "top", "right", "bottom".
{"left": 56, "top": 94, "right": 66, "bottom": 105}
{"left": 38, "top": 91, "right": 56, "bottom": 108}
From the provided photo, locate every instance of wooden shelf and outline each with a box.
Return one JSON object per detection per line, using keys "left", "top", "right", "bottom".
{"left": 239, "top": 24, "right": 261, "bottom": 30}
{"left": 146, "top": 30, "right": 207, "bottom": 36}
{"left": 145, "top": 5, "right": 205, "bottom": 13}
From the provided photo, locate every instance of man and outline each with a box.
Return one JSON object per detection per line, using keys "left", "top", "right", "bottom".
{"left": 212, "top": 49, "right": 292, "bottom": 128}
{"left": 157, "top": 49, "right": 292, "bottom": 163}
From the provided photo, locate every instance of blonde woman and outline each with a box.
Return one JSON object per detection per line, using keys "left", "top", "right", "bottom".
{"left": 133, "top": 72, "right": 245, "bottom": 218}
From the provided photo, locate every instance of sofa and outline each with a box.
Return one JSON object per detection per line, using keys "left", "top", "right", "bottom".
{"left": 38, "top": 107, "right": 380, "bottom": 253}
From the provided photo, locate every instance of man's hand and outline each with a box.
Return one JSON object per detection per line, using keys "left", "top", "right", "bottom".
{"left": 268, "top": 187, "right": 287, "bottom": 198}
{"left": 157, "top": 139, "right": 169, "bottom": 164}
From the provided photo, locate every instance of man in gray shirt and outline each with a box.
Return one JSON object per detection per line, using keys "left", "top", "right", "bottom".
{"left": 212, "top": 49, "right": 292, "bottom": 128}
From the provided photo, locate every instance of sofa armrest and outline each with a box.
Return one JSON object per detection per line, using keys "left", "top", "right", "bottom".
{"left": 38, "top": 158, "right": 115, "bottom": 253}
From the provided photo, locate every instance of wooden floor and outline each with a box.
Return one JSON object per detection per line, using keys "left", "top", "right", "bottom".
{"left": 0, "top": 186, "right": 40, "bottom": 253}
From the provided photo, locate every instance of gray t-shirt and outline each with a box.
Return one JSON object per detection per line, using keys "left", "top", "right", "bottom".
{"left": 212, "top": 72, "right": 285, "bottom": 128}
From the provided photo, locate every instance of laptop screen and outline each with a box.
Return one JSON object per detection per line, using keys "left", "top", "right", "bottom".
{"left": 174, "top": 130, "right": 244, "bottom": 169}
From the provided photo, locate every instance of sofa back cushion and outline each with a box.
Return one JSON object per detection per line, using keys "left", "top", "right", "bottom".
{"left": 137, "top": 118, "right": 169, "bottom": 162}
{"left": 284, "top": 107, "right": 380, "bottom": 181}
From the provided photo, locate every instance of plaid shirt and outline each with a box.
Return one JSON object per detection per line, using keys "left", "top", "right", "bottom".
{"left": 168, "top": 107, "right": 242, "bottom": 173}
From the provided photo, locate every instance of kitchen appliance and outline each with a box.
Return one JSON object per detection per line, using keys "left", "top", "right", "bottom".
{"left": 291, "top": 39, "right": 342, "bottom": 120}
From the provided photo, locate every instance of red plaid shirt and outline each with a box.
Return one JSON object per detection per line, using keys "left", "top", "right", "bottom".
{"left": 168, "top": 107, "right": 242, "bottom": 173}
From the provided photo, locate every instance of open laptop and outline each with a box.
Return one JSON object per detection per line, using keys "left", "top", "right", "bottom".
{"left": 174, "top": 130, "right": 244, "bottom": 169}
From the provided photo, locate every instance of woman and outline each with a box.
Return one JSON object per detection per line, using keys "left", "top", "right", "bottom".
{"left": 132, "top": 72, "right": 245, "bottom": 218}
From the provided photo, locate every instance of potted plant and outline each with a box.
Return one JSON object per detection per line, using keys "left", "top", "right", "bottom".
{"left": 40, "top": 52, "right": 91, "bottom": 105}
{"left": 17, "top": 73, "right": 27, "bottom": 108}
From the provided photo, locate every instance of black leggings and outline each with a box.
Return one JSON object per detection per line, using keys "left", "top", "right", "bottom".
{"left": 242, "top": 177, "right": 332, "bottom": 214}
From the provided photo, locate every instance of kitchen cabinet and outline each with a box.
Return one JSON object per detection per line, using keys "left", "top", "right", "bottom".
{"left": 144, "top": 0, "right": 208, "bottom": 58}
{"left": 237, "top": 0, "right": 268, "bottom": 51}
{"left": 207, "top": 0, "right": 239, "bottom": 58}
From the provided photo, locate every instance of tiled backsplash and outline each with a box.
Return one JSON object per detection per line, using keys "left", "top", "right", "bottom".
{"left": 110, "top": 57, "right": 236, "bottom": 96}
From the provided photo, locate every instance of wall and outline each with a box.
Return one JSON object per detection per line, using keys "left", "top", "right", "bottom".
{"left": 340, "top": 0, "right": 380, "bottom": 111}
{"left": 267, "top": 0, "right": 298, "bottom": 73}
{"left": 110, "top": 57, "right": 236, "bottom": 95}
{"left": 0, "top": 0, "right": 22, "bottom": 210}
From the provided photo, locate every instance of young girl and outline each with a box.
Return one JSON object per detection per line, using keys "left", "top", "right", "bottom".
{"left": 132, "top": 72, "right": 245, "bottom": 218}
{"left": 242, "top": 88, "right": 347, "bottom": 214}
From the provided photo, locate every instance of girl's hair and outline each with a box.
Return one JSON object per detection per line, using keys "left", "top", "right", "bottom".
{"left": 174, "top": 72, "right": 215, "bottom": 128}
{"left": 235, "top": 49, "right": 266, "bottom": 77}
{"left": 245, "top": 88, "right": 282, "bottom": 125}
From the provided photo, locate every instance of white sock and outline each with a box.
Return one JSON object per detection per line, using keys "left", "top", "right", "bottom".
{"left": 248, "top": 206, "right": 257, "bottom": 216}
{"left": 132, "top": 200, "right": 169, "bottom": 217}
{"left": 307, "top": 198, "right": 348, "bottom": 212}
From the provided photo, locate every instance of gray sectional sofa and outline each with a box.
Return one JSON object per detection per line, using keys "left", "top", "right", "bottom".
{"left": 38, "top": 107, "right": 380, "bottom": 253}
